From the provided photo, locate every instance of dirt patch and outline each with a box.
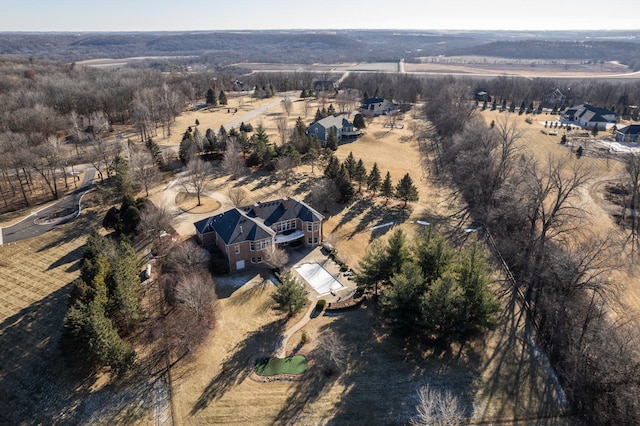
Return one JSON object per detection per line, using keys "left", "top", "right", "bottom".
{"left": 175, "top": 191, "right": 221, "bottom": 214}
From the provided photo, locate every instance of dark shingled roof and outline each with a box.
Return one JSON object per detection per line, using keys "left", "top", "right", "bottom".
{"left": 194, "top": 208, "right": 274, "bottom": 245}
{"left": 195, "top": 197, "right": 324, "bottom": 244}
{"left": 243, "top": 198, "right": 324, "bottom": 225}
{"left": 618, "top": 124, "right": 640, "bottom": 135}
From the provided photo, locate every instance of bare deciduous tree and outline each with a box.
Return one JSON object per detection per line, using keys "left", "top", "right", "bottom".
{"left": 183, "top": 157, "right": 213, "bottom": 206}
{"left": 163, "top": 240, "right": 210, "bottom": 275}
{"left": 223, "top": 138, "right": 245, "bottom": 179}
{"left": 275, "top": 114, "right": 289, "bottom": 146}
{"left": 315, "top": 329, "right": 347, "bottom": 375}
{"left": 174, "top": 269, "right": 217, "bottom": 320}
{"left": 265, "top": 244, "right": 289, "bottom": 271}
{"left": 227, "top": 187, "right": 248, "bottom": 208}
{"left": 410, "top": 384, "right": 465, "bottom": 426}
{"left": 130, "top": 150, "right": 160, "bottom": 197}
{"left": 311, "top": 178, "right": 339, "bottom": 212}
{"left": 276, "top": 155, "right": 296, "bottom": 186}
{"left": 138, "top": 203, "right": 173, "bottom": 244}
{"left": 281, "top": 97, "right": 293, "bottom": 117}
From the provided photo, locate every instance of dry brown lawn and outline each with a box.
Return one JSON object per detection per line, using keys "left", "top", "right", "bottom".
{"left": 168, "top": 106, "right": 568, "bottom": 424}
{"left": 0, "top": 98, "right": 574, "bottom": 425}
{"left": 175, "top": 191, "right": 221, "bottom": 214}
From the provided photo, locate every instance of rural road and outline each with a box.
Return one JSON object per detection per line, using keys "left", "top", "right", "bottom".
{"left": 224, "top": 94, "right": 292, "bottom": 129}
{"left": 0, "top": 168, "right": 96, "bottom": 245}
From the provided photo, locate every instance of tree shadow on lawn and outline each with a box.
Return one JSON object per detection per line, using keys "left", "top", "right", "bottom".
{"left": 274, "top": 307, "right": 480, "bottom": 425}
{"left": 46, "top": 244, "right": 85, "bottom": 271}
{"left": 0, "top": 283, "right": 165, "bottom": 425}
{"left": 190, "top": 319, "right": 287, "bottom": 416}
{"left": 471, "top": 282, "right": 570, "bottom": 423}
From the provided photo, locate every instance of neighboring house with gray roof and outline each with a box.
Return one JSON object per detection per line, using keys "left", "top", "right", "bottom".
{"left": 564, "top": 103, "right": 616, "bottom": 130}
{"left": 194, "top": 197, "right": 324, "bottom": 272}
{"left": 307, "top": 114, "right": 361, "bottom": 146}
{"left": 359, "top": 97, "right": 398, "bottom": 116}
{"left": 615, "top": 124, "right": 640, "bottom": 143}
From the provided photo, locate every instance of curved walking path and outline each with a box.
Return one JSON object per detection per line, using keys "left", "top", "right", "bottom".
{"left": 274, "top": 301, "right": 318, "bottom": 358}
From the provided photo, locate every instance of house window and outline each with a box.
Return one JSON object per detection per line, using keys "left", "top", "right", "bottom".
{"left": 251, "top": 257, "right": 263, "bottom": 264}
{"left": 234, "top": 244, "right": 240, "bottom": 254}
{"left": 314, "top": 237, "right": 318, "bottom": 244}
{"left": 307, "top": 223, "right": 313, "bottom": 232}
{"left": 308, "top": 237, "right": 313, "bottom": 244}
{"left": 276, "top": 219, "right": 297, "bottom": 233}
{"left": 250, "top": 239, "right": 270, "bottom": 251}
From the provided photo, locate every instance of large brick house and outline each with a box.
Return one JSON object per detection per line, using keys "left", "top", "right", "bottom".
{"left": 194, "top": 197, "right": 324, "bottom": 272}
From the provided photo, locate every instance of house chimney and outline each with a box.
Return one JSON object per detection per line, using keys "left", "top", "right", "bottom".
{"left": 239, "top": 225, "right": 243, "bottom": 234}
{"left": 252, "top": 202, "right": 262, "bottom": 216}
{"left": 282, "top": 197, "right": 290, "bottom": 209}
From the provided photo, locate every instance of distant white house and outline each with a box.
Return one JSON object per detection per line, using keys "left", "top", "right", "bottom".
{"left": 615, "top": 124, "right": 640, "bottom": 143}
{"left": 359, "top": 97, "right": 398, "bottom": 117}
{"left": 563, "top": 103, "right": 616, "bottom": 130}
{"left": 307, "top": 114, "right": 361, "bottom": 146}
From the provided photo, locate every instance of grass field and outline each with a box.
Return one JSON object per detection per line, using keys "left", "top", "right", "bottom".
{"left": 167, "top": 100, "right": 569, "bottom": 424}
{"left": 0, "top": 96, "right": 580, "bottom": 425}
{"left": 254, "top": 355, "right": 307, "bottom": 376}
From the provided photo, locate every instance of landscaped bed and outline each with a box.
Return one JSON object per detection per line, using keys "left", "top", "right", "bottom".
{"left": 254, "top": 355, "right": 308, "bottom": 376}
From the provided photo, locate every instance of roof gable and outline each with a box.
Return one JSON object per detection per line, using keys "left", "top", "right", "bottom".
{"left": 618, "top": 125, "right": 640, "bottom": 135}
{"left": 194, "top": 208, "right": 274, "bottom": 245}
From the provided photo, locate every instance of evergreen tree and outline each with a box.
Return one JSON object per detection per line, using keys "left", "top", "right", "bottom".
{"left": 335, "top": 164, "right": 355, "bottom": 202}
{"left": 367, "top": 162, "right": 381, "bottom": 195}
{"left": 381, "top": 171, "right": 393, "bottom": 203}
{"left": 314, "top": 108, "right": 323, "bottom": 122}
{"left": 385, "top": 228, "right": 410, "bottom": 276}
{"left": 456, "top": 244, "right": 499, "bottom": 333}
{"left": 272, "top": 269, "right": 308, "bottom": 316}
{"left": 501, "top": 99, "right": 507, "bottom": 111}
{"left": 356, "top": 239, "right": 387, "bottom": 296}
{"left": 395, "top": 172, "right": 419, "bottom": 208}
{"left": 179, "top": 128, "right": 196, "bottom": 164}
{"left": 112, "top": 154, "right": 132, "bottom": 198}
{"left": 324, "top": 155, "right": 341, "bottom": 180}
{"left": 343, "top": 152, "right": 356, "bottom": 179}
{"left": 300, "top": 89, "right": 308, "bottom": 98}
{"left": 509, "top": 101, "right": 516, "bottom": 113}
{"left": 380, "top": 261, "right": 425, "bottom": 325}
{"left": 353, "top": 159, "right": 367, "bottom": 193}
{"left": 218, "top": 90, "right": 228, "bottom": 106}
{"left": 325, "top": 128, "right": 338, "bottom": 151}
{"left": 412, "top": 229, "right": 454, "bottom": 285}
{"left": 205, "top": 87, "right": 217, "bottom": 106}
{"left": 327, "top": 103, "right": 336, "bottom": 115}
{"left": 353, "top": 113, "right": 366, "bottom": 129}
{"left": 218, "top": 125, "right": 227, "bottom": 138}
{"left": 145, "top": 138, "right": 164, "bottom": 165}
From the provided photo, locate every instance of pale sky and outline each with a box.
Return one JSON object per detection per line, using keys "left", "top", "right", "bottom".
{"left": 0, "top": 0, "right": 638, "bottom": 32}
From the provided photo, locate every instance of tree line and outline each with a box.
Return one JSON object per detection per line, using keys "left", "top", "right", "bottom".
{"left": 422, "top": 76, "right": 640, "bottom": 423}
